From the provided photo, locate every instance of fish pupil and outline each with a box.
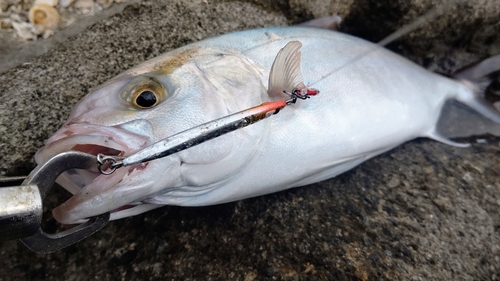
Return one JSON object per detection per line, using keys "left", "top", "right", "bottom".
{"left": 136, "top": 91, "right": 157, "bottom": 108}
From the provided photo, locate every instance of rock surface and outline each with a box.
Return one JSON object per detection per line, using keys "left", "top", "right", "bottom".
{"left": 1, "top": 0, "right": 500, "bottom": 280}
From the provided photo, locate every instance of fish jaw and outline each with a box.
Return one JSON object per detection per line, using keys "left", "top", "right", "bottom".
{"left": 52, "top": 160, "right": 154, "bottom": 224}
{"left": 34, "top": 120, "right": 174, "bottom": 224}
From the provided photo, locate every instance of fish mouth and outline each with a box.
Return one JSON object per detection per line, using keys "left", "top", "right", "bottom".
{"left": 35, "top": 123, "right": 158, "bottom": 224}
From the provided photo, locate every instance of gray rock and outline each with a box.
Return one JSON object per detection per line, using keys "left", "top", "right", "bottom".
{"left": 1, "top": 0, "right": 499, "bottom": 280}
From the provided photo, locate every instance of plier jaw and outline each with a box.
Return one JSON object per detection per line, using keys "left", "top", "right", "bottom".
{"left": 0, "top": 151, "right": 109, "bottom": 253}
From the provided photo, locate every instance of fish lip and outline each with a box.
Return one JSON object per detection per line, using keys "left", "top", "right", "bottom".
{"left": 35, "top": 123, "right": 155, "bottom": 222}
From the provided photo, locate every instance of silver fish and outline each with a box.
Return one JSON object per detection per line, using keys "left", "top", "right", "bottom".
{"left": 34, "top": 26, "right": 500, "bottom": 224}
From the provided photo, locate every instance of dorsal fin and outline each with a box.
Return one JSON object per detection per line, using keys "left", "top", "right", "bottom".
{"left": 268, "top": 41, "right": 306, "bottom": 99}
{"left": 297, "top": 16, "right": 342, "bottom": 31}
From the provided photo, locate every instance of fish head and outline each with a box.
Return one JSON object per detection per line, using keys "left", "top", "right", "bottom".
{"left": 36, "top": 46, "right": 270, "bottom": 224}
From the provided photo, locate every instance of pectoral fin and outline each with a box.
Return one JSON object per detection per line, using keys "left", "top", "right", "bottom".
{"left": 268, "top": 41, "right": 306, "bottom": 99}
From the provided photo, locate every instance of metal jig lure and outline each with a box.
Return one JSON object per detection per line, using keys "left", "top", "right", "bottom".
{"left": 97, "top": 88, "right": 318, "bottom": 175}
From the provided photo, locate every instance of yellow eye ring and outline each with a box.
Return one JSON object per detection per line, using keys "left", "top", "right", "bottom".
{"left": 123, "top": 77, "right": 167, "bottom": 109}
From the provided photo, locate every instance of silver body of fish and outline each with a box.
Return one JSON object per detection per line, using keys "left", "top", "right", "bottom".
{"left": 35, "top": 27, "right": 496, "bottom": 224}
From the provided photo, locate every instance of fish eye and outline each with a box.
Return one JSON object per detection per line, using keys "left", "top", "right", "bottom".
{"left": 133, "top": 90, "right": 158, "bottom": 108}
{"left": 123, "top": 76, "right": 167, "bottom": 109}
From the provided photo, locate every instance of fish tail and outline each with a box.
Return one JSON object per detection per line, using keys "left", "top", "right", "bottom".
{"left": 425, "top": 54, "right": 500, "bottom": 147}
{"left": 453, "top": 54, "right": 500, "bottom": 124}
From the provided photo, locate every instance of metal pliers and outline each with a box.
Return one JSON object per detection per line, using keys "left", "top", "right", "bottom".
{"left": 0, "top": 151, "right": 109, "bottom": 253}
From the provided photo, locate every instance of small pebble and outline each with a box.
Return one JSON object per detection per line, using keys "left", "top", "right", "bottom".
{"left": 97, "top": 0, "right": 113, "bottom": 9}
{"left": 12, "top": 21, "right": 36, "bottom": 40}
{"left": 75, "top": 0, "right": 95, "bottom": 9}
{"left": 59, "top": 0, "right": 76, "bottom": 7}
{"left": 35, "top": 0, "right": 58, "bottom": 7}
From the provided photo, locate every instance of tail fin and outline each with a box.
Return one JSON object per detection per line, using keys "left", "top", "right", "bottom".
{"left": 426, "top": 54, "right": 500, "bottom": 147}
{"left": 453, "top": 55, "right": 500, "bottom": 88}
{"left": 452, "top": 54, "right": 500, "bottom": 125}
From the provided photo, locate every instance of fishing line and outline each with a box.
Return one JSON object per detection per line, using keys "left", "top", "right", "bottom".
{"left": 308, "top": 0, "right": 468, "bottom": 87}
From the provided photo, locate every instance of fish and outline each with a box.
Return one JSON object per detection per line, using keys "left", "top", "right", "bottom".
{"left": 34, "top": 25, "right": 500, "bottom": 224}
